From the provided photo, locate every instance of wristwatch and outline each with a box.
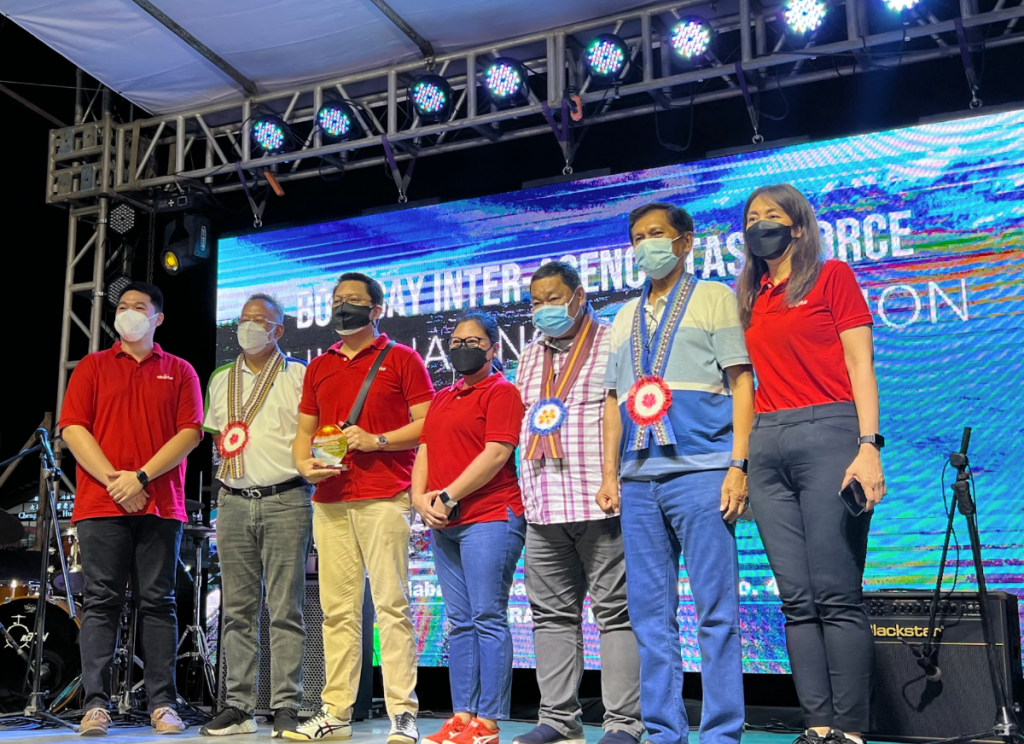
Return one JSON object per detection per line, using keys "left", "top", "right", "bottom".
{"left": 858, "top": 434, "right": 885, "bottom": 449}
{"left": 136, "top": 469, "right": 150, "bottom": 488}
{"left": 729, "top": 458, "right": 749, "bottom": 474}
{"left": 375, "top": 434, "right": 388, "bottom": 450}
{"left": 437, "top": 489, "right": 458, "bottom": 510}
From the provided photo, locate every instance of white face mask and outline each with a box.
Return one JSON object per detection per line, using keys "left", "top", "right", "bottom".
{"left": 114, "top": 309, "right": 157, "bottom": 342}
{"left": 237, "top": 320, "right": 277, "bottom": 354}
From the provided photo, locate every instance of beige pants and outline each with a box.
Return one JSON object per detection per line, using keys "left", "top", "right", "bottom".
{"left": 313, "top": 492, "right": 418, "bottom": 719}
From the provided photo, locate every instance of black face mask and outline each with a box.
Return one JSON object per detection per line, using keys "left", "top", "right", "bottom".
{"left": 745, "top": 220, "right": 793, "bottom": 260}
{"left": 449, "top": 346, "right": 490, "bottom": 376}
{"left": 331, "top": 303, "right": 374, "bottom": 335}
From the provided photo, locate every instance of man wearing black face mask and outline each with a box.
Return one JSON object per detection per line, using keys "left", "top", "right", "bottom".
{"left": 289, "top": 272, "right": 435, "bottom": 743}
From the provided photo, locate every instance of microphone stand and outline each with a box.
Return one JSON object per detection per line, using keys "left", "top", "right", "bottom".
{"left": 0, "top": 427, "right": 77, "bottom": 730}
{"left": 923, "top": 427, "right": 1021, "bottom": 744}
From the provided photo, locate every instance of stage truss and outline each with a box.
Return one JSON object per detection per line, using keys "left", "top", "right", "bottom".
{"left": 47, "top": 0, "right": 1024, "bottom": 415}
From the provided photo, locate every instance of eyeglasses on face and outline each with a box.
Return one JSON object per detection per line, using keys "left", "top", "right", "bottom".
{"left": 448, "top": 337, "right": 489, "bottom": 350}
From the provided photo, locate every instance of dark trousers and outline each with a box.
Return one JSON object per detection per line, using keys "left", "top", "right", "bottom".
{"left": 748, "top": 402, "right": 873, "bottom": 732}
{"left": 76, "top": 515, "right": 183, "bottom": 711}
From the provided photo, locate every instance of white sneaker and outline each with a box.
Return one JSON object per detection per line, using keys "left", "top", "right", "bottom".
{"left": 282, "top": 707, "right": 352, "bottom": 741}
{"left": 389, "top": 712, "right": 420, "bottom": 744}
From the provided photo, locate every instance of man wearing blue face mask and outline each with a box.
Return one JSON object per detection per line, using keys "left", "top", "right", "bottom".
{"left": 201, "top": 293, "right": 311, "bottom": 738}
{"left": 600, "top": 203, "right": 755, "bottom": 744}
{"left": 513, "top": 262, "right": 643, "bottom": 744}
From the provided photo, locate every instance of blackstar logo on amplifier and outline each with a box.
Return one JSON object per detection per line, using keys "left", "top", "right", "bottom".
{"left": 870, "top": 623, "right": 944, "bottom": 638}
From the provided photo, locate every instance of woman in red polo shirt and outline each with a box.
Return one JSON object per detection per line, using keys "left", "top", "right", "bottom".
{"left": 412, "top": 312, "right": 526, "bottom": 744}
{"left": 737, "top": 184, "right": 886, "bottom": 744}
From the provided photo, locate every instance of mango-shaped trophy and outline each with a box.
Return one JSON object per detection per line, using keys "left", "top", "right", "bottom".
{"left": 312, "top": 424, "right": 349, "bottom": 470}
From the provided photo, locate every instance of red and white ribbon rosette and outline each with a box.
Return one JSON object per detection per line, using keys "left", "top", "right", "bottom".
{"left": 217, "top": 421, "right": 251, "bottom": 460}
{"left": 625, "top": 375, "right": 673, "bottom": 426}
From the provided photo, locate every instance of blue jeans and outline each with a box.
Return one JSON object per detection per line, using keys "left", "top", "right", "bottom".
{"left": 431, "top": 508, "right": 526, "bottom": 720}
{"left": 621, "top": 470, "right": 744, "bottom": 744}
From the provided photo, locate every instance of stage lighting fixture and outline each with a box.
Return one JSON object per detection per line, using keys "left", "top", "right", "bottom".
{"left": 669, "top": 18, "right": 713, "bottom": 59}
{"left": 484, "top": 58, "right": 529, "bottom": 103}
{"left": 584, "top": 34, "right": 629, "bottom": 79}
{"left": 106, "top": 275, "right": 133, "bottom": 307}
{"left": 409, "top": 75, "right": 453, "bottom": 123}
{"left": 161, "top": 214, "right": 212, "bottom": 276}
{"left": 109, "top": 204, "right": 136, "bottom": 235}
{"left": 250, "top": 115, "right": 289, "bottom": 153}
{"left": 317, "top": 102, "right": 354, "bottom": 141}
{"left": 884, "top": 0, "right": 918, "bottom": 9}
{"left": 785, "top": 0, "right": 827, "bottom": 34}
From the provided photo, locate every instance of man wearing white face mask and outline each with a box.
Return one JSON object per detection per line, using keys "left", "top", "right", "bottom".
{"left": 201, "top": 293, "right": 311, "bottom": 738}
{"left": 600, "top": 203, "right": 755, "bottom": 744}
{"left": 513, "top": 261, "right": 642, "bottom": 744}
{"left": 60, "top": 282, "right": 203, "bottom": 736}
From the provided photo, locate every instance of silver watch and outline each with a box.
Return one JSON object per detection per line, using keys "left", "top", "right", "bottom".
{"left": 375, "top": 434, "right": 388, "bottom": 450}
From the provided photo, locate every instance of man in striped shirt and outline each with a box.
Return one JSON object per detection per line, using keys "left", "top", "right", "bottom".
{"left": 513, "top": 261, "right": 643, "bottom": 744}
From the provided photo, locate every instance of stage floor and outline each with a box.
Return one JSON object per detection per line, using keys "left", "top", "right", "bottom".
{"left": 0, "top": 717, "right": 794, "bottom": 743}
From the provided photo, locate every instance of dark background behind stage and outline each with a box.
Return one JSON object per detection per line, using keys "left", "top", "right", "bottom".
{"left": 2, "top": 16, "right": 1022, "bottom": 717}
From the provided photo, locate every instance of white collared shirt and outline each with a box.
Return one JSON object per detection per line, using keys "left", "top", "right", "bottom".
{"left": 203, "top": 354, "right": 306, "bottom": 489}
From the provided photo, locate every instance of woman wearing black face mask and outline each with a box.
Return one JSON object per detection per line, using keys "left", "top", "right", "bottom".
{"left": 411, "top": 312, "right": 526, "bottom": 744}
{"left": 737, "top": 184, "right": 886, "bottom": 744}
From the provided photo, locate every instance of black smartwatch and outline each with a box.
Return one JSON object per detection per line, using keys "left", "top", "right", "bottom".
{"left": 729, "top": 458, "right": 748, "bottom": 474}
{"left": 136, "top": 470, "right": 150, "bottom": 488}
{"left": 437, "top": 489, "right": 458, "bottom": 510}
{"left": 858, "top": 434, "right": 885, "bottom": 449}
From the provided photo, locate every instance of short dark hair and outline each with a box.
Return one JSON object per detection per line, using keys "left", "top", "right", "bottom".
{"left": 245, "top": 293, "right": 285, "bottom": 323}
{"left": 335, "top": 272, "right": 383, "bottom": 306}
{"left": 531, "top": 260, "right": 581, "bottom": 293}
{"left": 454, "top": 311, "right": 500, "bottom": 345}
{"left": 119, "top": 281, "right": 164, "bottom": 313}
{"left": 627, "top": 202, "right": 694, "bottom": 241}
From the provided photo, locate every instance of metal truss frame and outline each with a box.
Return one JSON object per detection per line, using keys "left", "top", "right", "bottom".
{"left": 44, "top": 0, "right": 1024, "bottom": 209}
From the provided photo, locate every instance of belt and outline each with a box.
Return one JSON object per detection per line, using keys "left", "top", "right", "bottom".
{"left": 754, "top": 401, "right": 857, "bottom": 427}
{"left": 221, "top": 476, "right": 309, "bottom": 499}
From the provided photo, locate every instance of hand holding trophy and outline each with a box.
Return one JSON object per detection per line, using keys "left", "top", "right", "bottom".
{"left": 311, "top": 424, "right": 350, "bottom": 470}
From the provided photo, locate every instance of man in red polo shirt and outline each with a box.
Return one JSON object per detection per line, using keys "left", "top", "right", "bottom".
{"left": 287, "top": 272, "right": 434, "bottom": 743}
{"left": 59, "top": 282, "right": 203, "bottom": 737}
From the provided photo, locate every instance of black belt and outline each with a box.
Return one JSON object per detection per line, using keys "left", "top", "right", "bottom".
{"left": 221, "top": 476, "right": 309, "bottom": 499}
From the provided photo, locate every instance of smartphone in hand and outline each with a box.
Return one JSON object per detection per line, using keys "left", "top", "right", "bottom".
{"left": 839, "top": 479, "right": 868, "bottom": 517}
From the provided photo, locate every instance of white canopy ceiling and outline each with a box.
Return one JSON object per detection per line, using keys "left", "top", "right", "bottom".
{"left": 1, "top": 0, "right": 654, "bottom": 115}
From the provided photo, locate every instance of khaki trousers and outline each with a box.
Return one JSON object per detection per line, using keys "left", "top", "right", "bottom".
{"left": 313, "top": 492, "right": 418, "bottom": 719}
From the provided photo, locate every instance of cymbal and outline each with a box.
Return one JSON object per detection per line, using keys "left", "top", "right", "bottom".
{"left": 182, "top": 524, "right": 216, "bottom": 538}
{"left": 0, "top": 509, "right": 26, "bottom": 545}
{"left": 184, "top": 499, "right": 204, "bottom": 513}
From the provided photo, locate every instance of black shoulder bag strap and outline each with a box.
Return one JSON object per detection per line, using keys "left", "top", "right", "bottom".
{"left": 342, "top": 340, "right": 396, "bottom": 428}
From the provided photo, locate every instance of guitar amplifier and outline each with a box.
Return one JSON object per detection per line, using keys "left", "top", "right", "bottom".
{"left": 866, "top": 591, "right": 1022, "bottom": 742}
{"left": 217, "top": 578, "right": 375, "bottom": 717}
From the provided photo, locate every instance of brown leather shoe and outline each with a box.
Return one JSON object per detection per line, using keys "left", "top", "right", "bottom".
{"left": 151, "top": 706, "right": 186, "bottom": 735}
{"left": 79, "top": 708, "right": 111, "bottom": 737}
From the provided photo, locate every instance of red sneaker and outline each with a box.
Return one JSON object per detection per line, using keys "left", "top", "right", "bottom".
{"left": 445, "top": 719, "right": 500, "bottom": 744}
{"left": 424, "top": 717, "right": 469, "bottom": 744}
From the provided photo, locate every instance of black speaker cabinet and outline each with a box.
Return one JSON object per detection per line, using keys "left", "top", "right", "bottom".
{"left": 867, "top": 591, "right": 1022, "bottom": 742}
{"left": 217, "top": 578, "right": 375, "bottom": 717}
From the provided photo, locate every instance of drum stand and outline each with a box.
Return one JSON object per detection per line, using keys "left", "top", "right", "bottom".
{"left": 176, "top": 526, "right": 216, "bottom": 704}
{"left": 0, "top": 428, "right": 77, "bottom": 730}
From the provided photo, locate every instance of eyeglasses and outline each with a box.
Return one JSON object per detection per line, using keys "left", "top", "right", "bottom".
{"left": 448, "top": 337, "right": 488, "bottom": 350}
{"left": 332, "top": 296, "right": 372, "bottom": 307}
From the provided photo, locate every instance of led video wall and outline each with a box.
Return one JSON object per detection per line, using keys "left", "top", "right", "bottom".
{"left": 214, "top": 108, "right": 1024, "bottom": 672}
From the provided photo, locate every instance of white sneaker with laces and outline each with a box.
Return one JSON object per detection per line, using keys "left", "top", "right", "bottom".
{"left": 281, "top": 707, "right": 352, "bottom": 741}
{"left": 389, "top": 712, "right": 420, "bottom": 744}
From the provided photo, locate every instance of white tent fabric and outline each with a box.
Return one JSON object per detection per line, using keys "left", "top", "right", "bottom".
{"left": 1, "top": 0, "right": 653, "bottom": 115}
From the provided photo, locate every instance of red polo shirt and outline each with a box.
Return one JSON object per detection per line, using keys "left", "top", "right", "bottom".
{"left": 299, "top": 334, "right": 435, "bottom": 503}
{"left": 745, "top": 259, "right": 873, "bottom": 413}
{"left": 58, "top": 342, "right": 204, "bottom": 523}
{"left": 419, "top": 372, "right": 525, "bottom": 527}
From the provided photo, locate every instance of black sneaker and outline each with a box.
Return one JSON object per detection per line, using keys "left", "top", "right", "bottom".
{"left": 512, "top": 724, "right": 586, "bottom": 744}
{"left": 200, "top": 706, "right": 257, "bottom": 736}
{"left": 826, "top": 730, "right": 865, "bottom": 744}
{"left": 795, "top": 731, "right": 827, "bottom": 744}
{"left": 274, "top": 709, "right": 300, "bottom": 739}
{"left": 597, "top": 732, "right": 639, "bottom": 744}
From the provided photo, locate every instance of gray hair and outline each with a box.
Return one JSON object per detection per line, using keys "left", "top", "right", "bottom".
{"left": 245, "top": 293, "right": 285, "bottom": 323}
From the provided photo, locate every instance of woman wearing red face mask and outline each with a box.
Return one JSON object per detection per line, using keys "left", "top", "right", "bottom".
{"left": 737, "top": 184, "right": 886, "bottom": 744}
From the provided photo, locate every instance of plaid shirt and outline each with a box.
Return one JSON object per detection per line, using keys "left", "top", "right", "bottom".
{"left": 516, "top": 314, "right": 612, "bottom": 525}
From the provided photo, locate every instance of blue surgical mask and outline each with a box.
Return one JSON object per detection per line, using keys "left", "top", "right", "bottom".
{"left": 533, "top": 297, "right": 581, "bottom": 338}
{"left": 634, "top": 236, "right": 683, "bottom": 280}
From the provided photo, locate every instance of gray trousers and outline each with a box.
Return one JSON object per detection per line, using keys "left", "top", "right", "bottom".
{"left": 525, "top": 518, "right": 643, "bottom": 739}
{"left": 217, "top": 485, "right": 314, "bottom": 714}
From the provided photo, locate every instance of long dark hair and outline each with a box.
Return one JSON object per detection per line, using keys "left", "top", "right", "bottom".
{"left": 736, "top": 184, "right": 823, "bottom": 328}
